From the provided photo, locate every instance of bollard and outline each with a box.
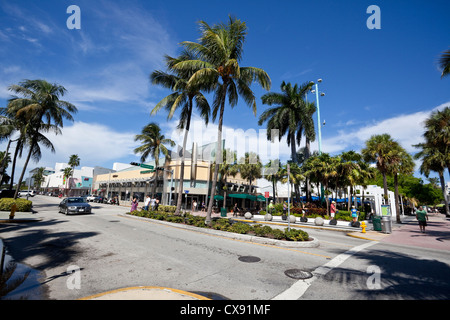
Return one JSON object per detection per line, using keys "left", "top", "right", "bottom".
{"left": 361, "top": 221, "right": 366, "bottom": 233}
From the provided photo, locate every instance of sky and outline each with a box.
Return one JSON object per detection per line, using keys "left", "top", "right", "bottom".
{"left": 0, "top": 0, "right": 449, "bottom": 184}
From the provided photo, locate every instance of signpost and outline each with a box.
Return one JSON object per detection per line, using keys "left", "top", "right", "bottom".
{"left": 140, "top": 164, "right": 154, "bottom": 169}
{"left": 140, "top": 170, "right": 155, "bottom": 174}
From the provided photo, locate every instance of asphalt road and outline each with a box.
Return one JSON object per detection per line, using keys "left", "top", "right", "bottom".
{"left": 1, "top": 195, "right": 449, "bottom": 300}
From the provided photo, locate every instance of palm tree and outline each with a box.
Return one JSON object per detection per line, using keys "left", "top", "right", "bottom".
{"left": 414, "top": 144, "right": 449, "bottom": 216}
{"left": 134, "top": 123, "right": 175, "bottom": 197}
{"left": 31, "top": 167, "right": 45, "bottom": 190}
{"left": 7, "top": 79, "right": 77, "bottom": 200}
{"left": 150, "top": 51, "right": 211, "bottom": 215}
{"left": 63, "top": 166, "right": 73, "bottom": 196}
{"left": 259, "top": 81, "right": 315, "bottom": 164}
{"left": 238, "top": 152, "right": 262, "bottom": 199}
{"left": 303, "top": 153, "right": 339, "bottom": 213}
{"left": 388, "top": 144, "right": 414, "bottom": 223}
{"left": 212, "top": 149, "right": 238, "bottom": 209}
{"left": 67, "top": 154, "right": 80, "bottom": 196}
{"left": 361, "top": 134, "right": 398, "bottom": 204}
{"left": 439, "top": 48, "right": 450, "bottom": 78}
{"left": 174, "top": 16, "right": 271, "bottom": 223}
{"left": 263, "top": 159, "right": 281, "bottom": 203}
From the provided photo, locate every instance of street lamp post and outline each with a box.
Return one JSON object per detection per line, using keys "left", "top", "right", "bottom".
{"left": 311, "top": 79, "right": 326, "bottom": 204}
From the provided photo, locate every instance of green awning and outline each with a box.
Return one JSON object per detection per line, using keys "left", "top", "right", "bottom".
{"left": 256, "top": 195, "right": 267, "bottom": 202}
{"left": 209, "top": 195, "right": 224, "bottom": 200}
{"left": 228, "top": 193, "right": 256, "bottom": 201}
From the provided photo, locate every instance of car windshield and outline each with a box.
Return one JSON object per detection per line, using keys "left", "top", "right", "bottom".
{"left": 68, "top": 198, "right": 86, "bottom": 203}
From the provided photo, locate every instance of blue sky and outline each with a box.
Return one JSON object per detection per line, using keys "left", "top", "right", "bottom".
{"left": 0, "top": 0, "right": 449, "bottom": 182}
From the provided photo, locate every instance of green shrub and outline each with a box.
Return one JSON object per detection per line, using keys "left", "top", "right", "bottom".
{"left": 269, "top": 228, "right": 286, "bottom": 240}
{"left": 284, "top": 228, "right": 309, "bottom": 241}
{"left": 165, "top": 216, "right": 184, "bottom": 223}
{"left": 0, "top": 198, "right": 32, "bottom": 212}
{"left": 229, "top": 222, "right": 252, "bottom": 234}
{"left": 157, "top": 205, "right": 177, "bottom": 213}
{"left": 211, "top": 218, "right": 232, "bottom": 231}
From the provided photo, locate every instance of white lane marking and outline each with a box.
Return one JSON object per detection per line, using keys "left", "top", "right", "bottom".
{"left": 272, "top": 241, "right": 377, "bottom": 300}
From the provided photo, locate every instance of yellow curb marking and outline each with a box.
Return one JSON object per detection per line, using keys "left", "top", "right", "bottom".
{"left": 79, "top": 286, "right": 210, "bottom": 300}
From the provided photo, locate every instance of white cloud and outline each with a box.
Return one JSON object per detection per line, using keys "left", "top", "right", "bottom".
{"left": 319, "top": 101, "right": 450, "bottom": 155}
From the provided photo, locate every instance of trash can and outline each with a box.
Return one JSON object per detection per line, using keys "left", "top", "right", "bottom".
{"left": 381, "top": 216, "right": 392, "bottom": 234}
{"left": 372, "top": 216, "right": 382, "bottom": 231}
{"left": 220, "top": 207, "right": 227, "bottom": 217}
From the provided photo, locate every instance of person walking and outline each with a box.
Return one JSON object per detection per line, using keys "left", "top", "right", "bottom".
{"left": 351, "top": 205, "right": 359, "bottom": 225}
{"left": 131, "top": 197, "right": 139, "bottom": 212}
{"left": 233, "top": 203, "right": 240, "bottom": 217}
{"left": 415, "top": 206, "right": 429, "bottom": 233}
{"left": 330, "top": 201, "right": 337, "bottom": 218}
{"left": 144, "top": 195, "right": 151, "bottom": 211}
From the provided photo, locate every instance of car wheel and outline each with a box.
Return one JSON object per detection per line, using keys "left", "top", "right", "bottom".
{"left": 65, "top": 208, "right": 69, "bottom": 215}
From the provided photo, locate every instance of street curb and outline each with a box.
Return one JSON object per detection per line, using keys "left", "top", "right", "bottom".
{"left": 78, "top": 286, "right": 211, "bottom": 300}
{"left": 119, "top": 213, "right": 320, "bottom": 248}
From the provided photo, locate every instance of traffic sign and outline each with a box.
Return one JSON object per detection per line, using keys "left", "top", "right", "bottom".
{"left": 140, "top": 170, "right": 155, "bottom": 174}
{"left": 140, "top": 164, "right": 154, "bottom": 169}
{"left": 264, "top": 191, "right": 270, "bottom": 198}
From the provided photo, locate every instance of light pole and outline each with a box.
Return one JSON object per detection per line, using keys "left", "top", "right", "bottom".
{"left": 310, "top": 78, "right": 325, "bottom": 155}
{"left": 311, "top": 79, "right": 326, "bottom": 204}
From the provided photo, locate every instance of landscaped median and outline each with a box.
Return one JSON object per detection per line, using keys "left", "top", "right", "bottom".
{"left": 124, "top": 210, "right": 319, "bottom": 248}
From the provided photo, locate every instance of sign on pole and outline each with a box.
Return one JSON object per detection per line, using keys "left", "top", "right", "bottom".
{"left": 264, "top": 191, "right": 270, "bottom": 198}
{"left": 140, "top": 164, "right": 154, "bottom": 169}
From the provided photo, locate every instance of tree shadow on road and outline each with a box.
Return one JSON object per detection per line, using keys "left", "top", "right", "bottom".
{"left": 321, "top": 247, "right": 450, "bottom": 299}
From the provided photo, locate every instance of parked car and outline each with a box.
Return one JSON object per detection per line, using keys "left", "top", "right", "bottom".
{"left": 0, "top": 189, "right": 15, "bottom": 198}
{"left": 58, "top": 197, "right": 92, "bottom": 215}
{"left": 86, "top": 195, "right": 96, "bottom": 202}
{"left": 18, "top": 190, "right": 35, "bottom": 197}
{"left": 93, "top": 196, "right": 105, "bottom": 203}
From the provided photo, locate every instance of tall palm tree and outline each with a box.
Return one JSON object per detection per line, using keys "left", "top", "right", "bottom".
{"left": 212, "top": 148, "right": 238, "bottom": 209}
{"left": 7, "top": 79, "right": 77, "bottom": 200}
{"left": 361, "top": 134, "right": 398, "bottom": 204}
{"left": 238, "top": 152, "right": 262, "bottom": 198}
{"left": 174, "top": 16, "right": 271, "bottom": 223}
{"left": 67, "top": 154, "right": 80, "bottom": 196}
{"left": 259, "top": 81, "right": 315, "bottom": 164}
{"left": 414, "top": 107, "right": 450, "bottom": 216}
{"left": 439, "top": 48, "right": 450, "bottom": 78}
{"left": 388, "top": 144, "right": 414, "bottom": 223}
{"left": 150, "top": 51, "right": 211, "bottom": 214}
{"left": 263, "top": 159, "right": 281, "bottom": 203}
{"left": 302, "top": 153, "right": 339, "bottom": 213}
{"left": 414, "top": 144, "right": 449, "bottom": 216}
{"left": 63, "top": 166, "right": 73, "bottom": 196}
{"left": 134, "top": 123, "right": 175, "bottom": 196}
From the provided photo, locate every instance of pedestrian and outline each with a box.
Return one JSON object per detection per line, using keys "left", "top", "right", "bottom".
{"left": 144, "top": 194, "right": 151, "bottom": 211}
{"left": 155, "top": 198, "right": 160, "bottom": 211}
{"left": 268, "top": 200, "right": 274, "bottom": 214}
{"left": 193, "top": 200, "right": 197, "bottom": 212}
{"left": 415, "top": 206, "right": 429, "bottom": 233}
{"left": 131, "top": 197, "right": 138, "bottom": 212}
{"left": 150, "top": 196, "right": 156, "bottom": 211}
{"left": 201, "top": 201, "right": 206, "bottom": 212}
{"left": 233, "top": 203, "right": 240, "bottom": 217}
{"left": 351, "top": 205, "right": 359, "bottom": 224}
{"left": 330, "top": 201, "right": 337, "bottom": 218}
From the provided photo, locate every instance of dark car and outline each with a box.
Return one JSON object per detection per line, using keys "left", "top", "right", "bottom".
{"left": 93, "top": 196, "right": 104, "bottom": 203}
{"left": 59, "top": 197, "right": 92, "bottom": 215}
{"left": 0, "top": 189, "right": 15, "bottom": 198}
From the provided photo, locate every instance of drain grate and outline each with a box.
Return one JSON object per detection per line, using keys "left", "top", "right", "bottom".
{"left": 238, "top": 256, "right": 261, "bottom": 263}
{"left": 284, "top": 269, "right": 313, "bottom": 280}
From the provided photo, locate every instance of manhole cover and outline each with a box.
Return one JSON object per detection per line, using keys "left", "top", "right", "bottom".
{"left": 238, "top": 256, "right": 261, "bottom": 263}
{"left": 284, "top": 269, "right": 313, "bottom": 279}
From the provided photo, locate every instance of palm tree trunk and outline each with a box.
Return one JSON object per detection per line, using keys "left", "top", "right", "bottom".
{"left": 9, "top": 140, "right": 21, "bottom": 191}
{"left": 439, "top": 172, "right": 450, "bottom": 216}
{"left": 394, "top": 173, "right": 401, "bottom": 223}
{"left": 11, "top": 141, "right": 34, "bottom": 218}
{"left": 175, "top": 101, "right": 193, "bottom": 215}
{"left": 290, "top": 131, "right": 297, "bottom": 163}
{"left": 207, "top": 82, "right": 228, "bottom": 224}
{"left": 382, "top": 172, "right": 389, "bottom": 204}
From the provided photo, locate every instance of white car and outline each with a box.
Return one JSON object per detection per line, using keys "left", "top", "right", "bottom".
{"left": 18, "top": 190, "right": 35, "bottom": 197}
{"left": 86, "top": 195, "right": 97, "bottom": 202}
